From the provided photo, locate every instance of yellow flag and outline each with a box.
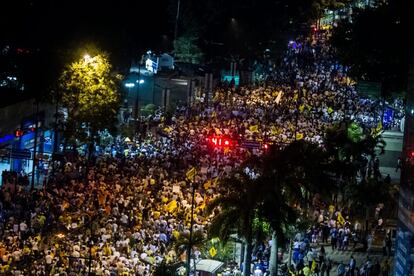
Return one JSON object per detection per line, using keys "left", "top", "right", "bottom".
{"left": 198, "top": 202, "right": 206, "bottom": 211}
{"left": 296, "top": 133, "right": 304, "bottom": 140}
{"left": 209, "top": 246, "right": 217, "bottom": 257}
{"left": 172, "top": 230, "right": 180, "bottom": 239}
{"left": 270, "top": 126, "right": 279, "bottom": 135}
{"left": 213, "top": 177, "right": 219, "bottom": 186}
{"left": 249, "top": 125, "right": 259, "bottom": 133}
{"left": 299, "top": 104, "right": 305, "bottom": 112}
{"left": 204, "top": 180, "right": 211, "bottom": 190}
{"left": 166, "top": 200, "right": 178, "bottom": 213}
{"left": 327, "top": 107, "right": 334, "bottom": 114}
{"left": 275, "top": 91, "right": 283, "bottom": 104}
{"left": 312, "top": 260, "right": 317, "bottom": 271}
{"left": 337, "top": 212, "right": 345, "bottom": 225}
{"left": 186, "top": 167, "right": 196, "bottom": 181}
{"left": 372, "top": 121, "right": 383, "bottom": 137}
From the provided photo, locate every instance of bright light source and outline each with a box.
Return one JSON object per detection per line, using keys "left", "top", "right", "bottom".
{"left": 136, "top": 79, "right": 144, "bottom": 84}
{"left": 125, "top": 83, "right": 135, "bottom": 88}
{"left": 84, "top": 54, "right": 91, "bottom": 60}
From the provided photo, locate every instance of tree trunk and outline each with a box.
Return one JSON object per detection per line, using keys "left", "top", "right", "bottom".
{"left": 240, "top": 243, "right": 245, "bottom": 269}
{"left": 193, "top": 253, "right": 197, "bottom": 276}
{"left": 243, "top": 227, "right": 253, "bottom": 276}
{"left": 269, "top": 231, "right": 278, "bottom": 276}
{"left": 288, "top": 239, "right": 293, "bottom": 267}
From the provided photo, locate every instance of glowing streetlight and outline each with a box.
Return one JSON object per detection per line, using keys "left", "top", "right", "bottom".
{"left": 136, "top": 79, "right": 144, "bottom": 84}
{"left": 125, "top": 83, "right": 135, "bottom": 88}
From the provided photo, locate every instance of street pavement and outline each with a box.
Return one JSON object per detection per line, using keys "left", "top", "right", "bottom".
{"left": 283, "top": 242, "right": 394, "bottom": 275}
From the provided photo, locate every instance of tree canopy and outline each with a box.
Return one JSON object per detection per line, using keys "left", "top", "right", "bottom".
{"left": 59, "top": 52, "right": 121, "bottom": 144}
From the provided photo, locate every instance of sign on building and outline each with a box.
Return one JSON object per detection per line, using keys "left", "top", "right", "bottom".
{"left": 356, "top": 81, "right": 382, "bottom": 99}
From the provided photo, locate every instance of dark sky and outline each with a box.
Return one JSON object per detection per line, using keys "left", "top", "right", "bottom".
{"left": 2, "top": 0, "right": 173, "bottom": 64}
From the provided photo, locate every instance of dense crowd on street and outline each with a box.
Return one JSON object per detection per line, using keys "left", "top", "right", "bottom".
{"left": 0, "top": 36, "right": 401, "bottom": 275}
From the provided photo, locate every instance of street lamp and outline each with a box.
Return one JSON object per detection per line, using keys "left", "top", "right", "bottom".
{"left": 134, "top": 73, "right": 144, "bottom": 136}
{"left": 187, "top": 181, "right": 197, "bottom": 276}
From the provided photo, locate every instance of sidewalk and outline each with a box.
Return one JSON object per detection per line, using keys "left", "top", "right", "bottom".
{"left": 283, "top": 242, "right": 393, "bottom": 274}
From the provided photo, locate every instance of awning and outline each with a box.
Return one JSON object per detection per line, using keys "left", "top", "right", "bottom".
{"left": 196, "top": 259, "right": 224, "bottom": 273}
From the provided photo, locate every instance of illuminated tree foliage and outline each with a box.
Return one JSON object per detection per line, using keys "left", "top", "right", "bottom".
{"left": 59, "top": 53, "right": 120, "bottom": 146}
{"left": 173, "top": 35, "right": 203, "bottom": 64}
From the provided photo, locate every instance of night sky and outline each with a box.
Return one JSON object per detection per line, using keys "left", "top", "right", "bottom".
{"left": 2, "top": 0, "right": 172, "bottom": 64}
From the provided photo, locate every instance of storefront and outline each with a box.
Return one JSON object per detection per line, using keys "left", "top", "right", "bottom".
{"left": 0, "top": 119, "right": 54, "bottom": 186}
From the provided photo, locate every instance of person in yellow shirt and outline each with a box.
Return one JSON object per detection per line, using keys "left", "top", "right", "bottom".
{"left": 303, "top": 264, "right": 311, "bottom": 276}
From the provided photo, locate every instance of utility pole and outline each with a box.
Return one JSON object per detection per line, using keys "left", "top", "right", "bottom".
{"left": 88, "top": 215, "right": 93, "bottom": 275}
{"left": 174, "top": 0, "right": 181, "bottom": 41}
{"left": 52, "top": 90, "right": 60, "bottom": 176}
{"left": 187, "top": 182, "right": 196, "bottom": 276}
{"left": 31, "top": 99, "right": 39, "bottom": 190}
{"left": 134, "top": 62, "right": 141, "bottom": 135}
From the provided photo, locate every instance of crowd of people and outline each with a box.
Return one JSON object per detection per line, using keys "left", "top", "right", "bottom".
{"left": 0, "top": 35, "right": 402, "bottom": 275}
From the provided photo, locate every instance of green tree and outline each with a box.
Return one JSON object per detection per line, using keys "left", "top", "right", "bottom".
{"left": 173, "top": 35, "right": 204, "bottom": 64}
{"left": 59, "top": 51, "right": 121, "bottom": 154}
{"left": 173, "top": 230, "right": 206, "bottom": 273}
{"left": 345, "top": 177, "right": 390, "bottom": 231}
{"left": 206, "top": 171, "right": 261, "bottom": 276}
{"left": 256, "top": 141, "right": 333, "bottom": 276}
{"left": 324, "top": 120, "right": 385, "bottom": 188}
{"left": 207, "top": 156, "right": 302, "bottom": 276}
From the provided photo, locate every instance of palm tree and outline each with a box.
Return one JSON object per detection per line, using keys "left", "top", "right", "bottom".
{"left": 324, "top": 120, "right": 386, "bottom": 201}
{"left": 173, "top": 230, "right": 207, "bottom": 273}
{"left": 256, "top": 140, "right": 336, "bottom": 276}
{"left": 345, "top": 177, "right": 390, "bottom": 233}
{"left": 206, "top": 171, "right": 262, "bottom": 276}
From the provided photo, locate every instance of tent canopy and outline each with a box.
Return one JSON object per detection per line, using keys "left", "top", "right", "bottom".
{"left": 196, "top": 259, "right": 224, "bottom": 273}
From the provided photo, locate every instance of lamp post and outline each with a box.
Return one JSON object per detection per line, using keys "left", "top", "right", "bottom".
{"left": 125, "top": 75, "right": 144, "bottom": 136}
{"left": 134, "top": 63, "right": 144, "bottom": 135}
{"left": 31, "top": 99, "right": 39, "bottom": 190}
{"left": 187, "top": 183, "right": 196, "bottom": 276}
{"left": 52, "top": 89, "right": 60, "bottom": 173}
{"left": 134, "top": 79, "right": 145, "bottom": 122}
{"left": 124, "top": 82, "right": 135, "bottom": 124}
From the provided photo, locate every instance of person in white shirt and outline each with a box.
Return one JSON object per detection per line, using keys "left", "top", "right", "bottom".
{"left": 254, "top": 267, "right": 264, "bottom": 276}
